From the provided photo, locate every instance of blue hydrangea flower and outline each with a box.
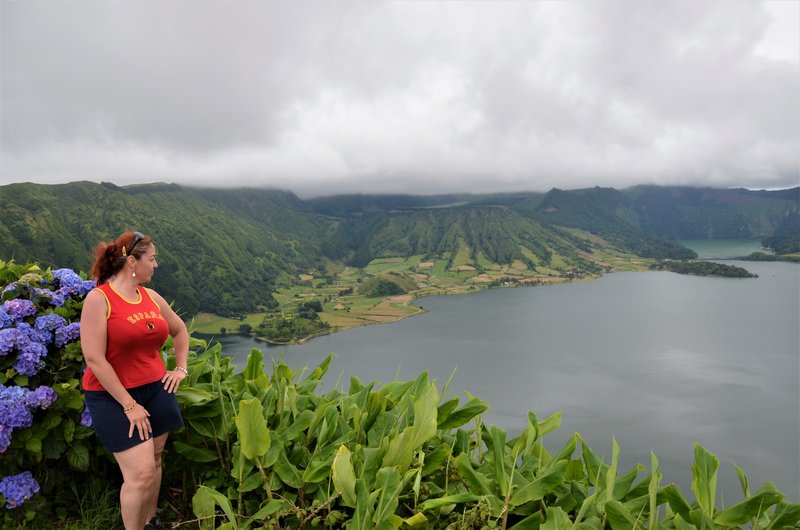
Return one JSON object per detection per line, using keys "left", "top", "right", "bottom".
{"left": 0, "top": 328, "right": 29, "bottom": 356}
{"left": 0, "top": 386, "right": 33, "bottom": 429}
{"left": 32, "top": 288, "right": 53, "bottom": 302}
{"left": 0, "top": 471, "right": 40, "bottom": 509}
{"left": 16, "top": 323, "right": 52, "bottom": 345}
{"left": 0, "top": 308, "right": 12, "bottom": 329}
{"left": 26, "top": 386, "right": 57, "bottom": 409}
{"left": 54, "top": 322, "right": 80, "bottom": 348}
{"left": 80, "top": 406, "right": 92, "bottom": 428}
{"left": 13, "top": 342, "right": 47, "bottom": 376}
{"left": 0, "top": 424, "right": 11, "bottom": 453}
{"left": 34, "top": 313, "right": 67, "bottom": 332}
{"left": 49, "top": 290, "right": 66, "bottom": 307}
{"left": 2, "top": 299, "right": 36, "bottom": 322}
{"left": 79, "top": 280, "right": 96, "bottom": 295}
{"left": 0, "top": 385, "right": 26, "bottom": 401}
{"left": 51, "top": 268, "right": 83, "bottom": 288}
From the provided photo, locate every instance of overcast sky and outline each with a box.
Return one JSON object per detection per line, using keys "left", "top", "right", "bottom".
{"left": 1, "top": 1, "right": 798, "bottom": 197}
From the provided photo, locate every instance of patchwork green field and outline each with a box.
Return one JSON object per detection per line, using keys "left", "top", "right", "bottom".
{"left": 191, "top": 233, "right": 653, "bottom": 342}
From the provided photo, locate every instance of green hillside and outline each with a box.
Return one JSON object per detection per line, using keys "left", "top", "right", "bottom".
{"left": 0, "top": 182, "right": 326, "bottom": 316}
{"left": 319, "top": 204, "right": 602, "bottom": 273}
{"left": 1, "top": 181, "right": 796, "bottom": 318}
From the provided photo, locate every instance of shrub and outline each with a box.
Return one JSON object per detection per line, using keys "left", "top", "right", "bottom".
{"left": 0, "top": 261, "right": 109, "bottom": 527}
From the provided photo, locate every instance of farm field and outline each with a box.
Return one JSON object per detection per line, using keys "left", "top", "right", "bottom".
{"left": 191, "top": 238, "right": 649, "bottom": 341}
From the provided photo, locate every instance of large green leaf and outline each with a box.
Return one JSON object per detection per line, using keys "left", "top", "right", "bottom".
{"left": 660, "top": 483, "right": 692, "bottom": 520}
{"left": 605, "top": 438, "right": 620, "bottom": 503}
{"left": 372, "top": 467, "right": 403, "bottom": 525}
{"left": 333, "top": 445, "right": 358, "bottom": 508}
{"left": 235, "top": 398, "right": 270, "bottom": 460}
{"left": 419, "top": 493, "right": 482, "bottom": 511}
{"left": 604, "top": 499, "right": 638, "bottom": 530}
{"left": 437, "top": 396, "right": 489, "bottom": 430}
{"left": 490, "top": 426, "right": 509, "bottom": 497}
{"left": 690, "top": 444, "right": 718, "bottom": 518}
{"left": 174, "top": 440, "right": 219, "bottom": 463}
{"left": 279, "top": 409, "right": 314, "bottom": 442}
{"left": 191, "top": 486, "right": 216, "bottom": 530}
{"left": 243, "top": 348, "right": 264, "bottom": 381}
{"left": 510, "top": 460, "right": 569, "bottom": 505}
{"left": 193, "top": 485, "right": 237, "bottom": 529}
{"left": 454, "top": 452, "right": 496, "bottom": 496}
{"left": 713, "top": 483, "right": 784, "bottom": 526}
{"left": 648, "top": 452, "right": 661, "bottom": 530}
{"left": 541, "top": 506, "right": 572, "bottom": 530}
{"left": 764, "top": 502, "right": 800, "bottom": 530}
{"left": 273, "top": 446, "right": 302, "bottom": 488}
{"left": 176, "top": 386, "right": 216, "bottom": 406}
{"left": 382, "top": 384, "right": 439, "bottom": 472}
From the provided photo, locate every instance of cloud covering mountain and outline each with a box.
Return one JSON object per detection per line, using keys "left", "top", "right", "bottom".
{"left": 1, "top": 1, "right": 798, "bottom": 196}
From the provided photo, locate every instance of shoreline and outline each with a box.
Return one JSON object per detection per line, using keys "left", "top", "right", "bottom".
{"left": 245, "top": 272, "right": 604, "bottom": 345}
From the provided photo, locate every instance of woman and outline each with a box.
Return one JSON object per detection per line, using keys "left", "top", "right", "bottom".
{"left": 80, "top": 231, "right": 188, "bottom": 530}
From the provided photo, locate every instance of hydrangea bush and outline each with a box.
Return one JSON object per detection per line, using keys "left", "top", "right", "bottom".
{"left": 0, "top": 261, "right": 106, "bottom": 526}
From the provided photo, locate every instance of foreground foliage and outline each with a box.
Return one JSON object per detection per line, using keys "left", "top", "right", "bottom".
{"left": 0, "top": 261, "right": 109, "bottom": 528}
{"left": 169, "top": 343, "right": 799, "bottom": 529}
{"left": 1, "top": 260, "right": 797, "bottom": 529}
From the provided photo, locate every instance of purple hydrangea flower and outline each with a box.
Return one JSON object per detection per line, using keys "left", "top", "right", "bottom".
{"left": 12, "top": 342, "right": 47, "bottom": 376}
{"left": 54, "top": 322, "right": 80, "bottom": 348}
{"left": 1, "top": 283, "right": 17, "bottom": 296}
{"left": 26, "top": 386, "right": 57, "bottom": 409}
{"left": 0, "top": 472, "right": 40, "bottom": 509}
{"left": 0, "top": 308, "right": 12, "bottom": 329}
{"left": 34, "top": 313, "right": 66, "bottom": 332}
{"left": 80, "top": 406, "right": 92, "bottom": 427}
{"left": 32, "top": 288, "right": 53, "bottom": 302}
{"left": 0, "top": 386, "right": 33, "bottom": 429}
{"left": 51, "top": 268, "right": 83, "bottom": 288}
{"left": 49, "top": 290, "right": 66, "bottom": 307}
{"left": 0, "top": 328, "right": 29, "bottom": 356}
{"left": 0, "top": 424, "right": 11, "bottom": 453}
{"left": 80, "top": 280, "right": 96, "bottom": 295}
{"left": 2, "top": 299, "right": 36, "bottom": 322}
{"left": 16, "top": 323, "right": 52, "bottom": 345}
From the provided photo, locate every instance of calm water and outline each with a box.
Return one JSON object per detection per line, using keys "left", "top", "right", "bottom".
{"left": 200, "top": 246, "right": 799, "bottom": 500}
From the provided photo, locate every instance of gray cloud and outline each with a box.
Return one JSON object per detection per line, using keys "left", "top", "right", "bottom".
{"left": 1, "top": 0, "right": 798, "bottom": 196}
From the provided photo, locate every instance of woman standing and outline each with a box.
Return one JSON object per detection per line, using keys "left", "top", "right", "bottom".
{"left": 80, "top": 231, "right": 188, "bottom": 530}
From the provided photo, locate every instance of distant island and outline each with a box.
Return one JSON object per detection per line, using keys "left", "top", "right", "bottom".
{"left": 738, "top": 252, "right": 800, "bottom": 263}
{"left": 649, "top": 260, "right": 758, "bottom": 278}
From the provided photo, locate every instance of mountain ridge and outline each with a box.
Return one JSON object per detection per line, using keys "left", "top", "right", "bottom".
{"left": 2, "top": 181, "right": 796, "bottom": 316}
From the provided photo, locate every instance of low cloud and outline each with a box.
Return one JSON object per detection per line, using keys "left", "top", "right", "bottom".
{"left": 1, "top": 1, "right": 798, "bottom": 195}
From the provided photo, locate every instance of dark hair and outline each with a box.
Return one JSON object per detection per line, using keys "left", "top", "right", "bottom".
{"left": 90, "top": 231, "right": 153, "bottom": 285}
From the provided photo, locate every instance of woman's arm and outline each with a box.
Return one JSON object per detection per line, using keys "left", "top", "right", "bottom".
{"left": 80, "top": 289, "right": 152, "bottom": 440}
{"left": 148, "top": 288, "right": 189, "bottom": 393}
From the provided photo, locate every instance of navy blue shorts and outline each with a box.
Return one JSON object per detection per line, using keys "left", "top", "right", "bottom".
{"left": 84, "top": 379, "right": 184, "bottom": 453}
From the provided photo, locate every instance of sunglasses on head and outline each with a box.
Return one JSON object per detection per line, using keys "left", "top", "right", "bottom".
{"left": 122, "top": 231, "right": 144, "bottom": 257}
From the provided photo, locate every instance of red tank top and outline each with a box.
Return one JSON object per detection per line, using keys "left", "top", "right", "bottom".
{"left": 82, "top": 283, "right": 169, "bottom": 391}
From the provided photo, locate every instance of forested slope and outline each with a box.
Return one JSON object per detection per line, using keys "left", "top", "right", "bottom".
{"left": 2, "top": 181, "right": 796, "bottom": 316}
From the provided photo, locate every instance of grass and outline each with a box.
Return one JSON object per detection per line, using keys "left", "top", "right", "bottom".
{"left": 58, "top": 482, "right": 120, "bottom": 530}
{"left": 190, "top": 312, "right": 264, "bottom": 334}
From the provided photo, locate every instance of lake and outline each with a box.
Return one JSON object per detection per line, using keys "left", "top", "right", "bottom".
{"left": 197, "top": 241, "right": 799, "bottom": 500}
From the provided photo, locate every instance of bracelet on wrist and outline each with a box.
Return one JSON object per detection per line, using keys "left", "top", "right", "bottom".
{"left": 122, "top": 401, "right": 136, "bottom": 414}
{"left": 174, "top": 366, "right": 189, "bottom": 376}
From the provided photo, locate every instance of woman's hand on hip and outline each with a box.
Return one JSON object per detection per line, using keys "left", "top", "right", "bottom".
{"left": 162, "top": 369, "right": 187, "bottom": 393}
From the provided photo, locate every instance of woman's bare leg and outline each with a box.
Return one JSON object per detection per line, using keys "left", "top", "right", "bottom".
{"left": 146, "top": 433, "right": 169, "bottom": 522}
{"left": 114, "top": 440, "right": 156, "bottom": 530}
